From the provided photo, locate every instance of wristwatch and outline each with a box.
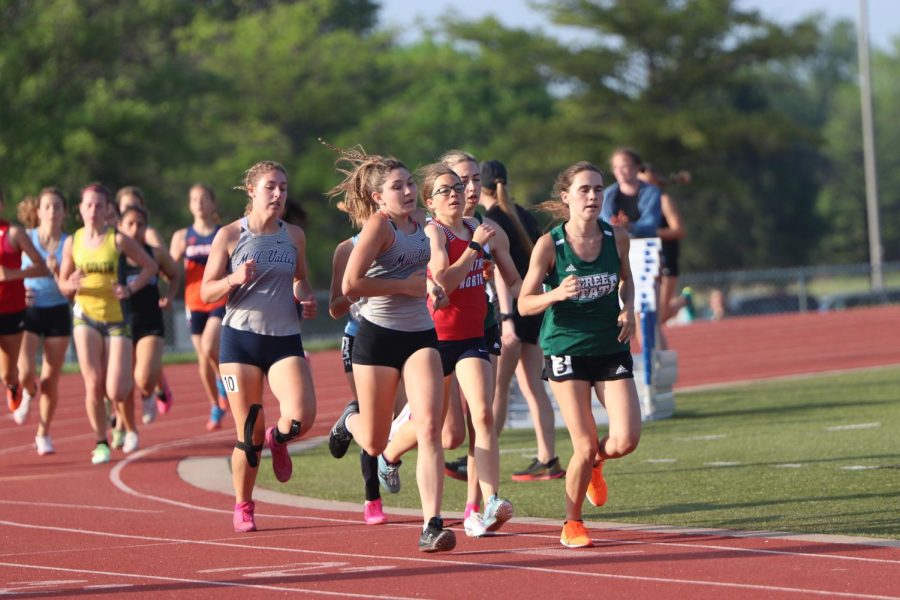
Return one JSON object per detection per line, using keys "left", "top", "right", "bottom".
{"left": 499, "top": 312, "right": 514, "bottom": 321}
{"left": 468, "top": 240, "right": 482, "bottom": 253}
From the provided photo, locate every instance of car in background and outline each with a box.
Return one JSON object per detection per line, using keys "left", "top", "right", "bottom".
{"left": 726, "top": 293, "right": 819, "bottom": 317}
{"left": 818, "top": 288, "right": 900, "bottom": 312}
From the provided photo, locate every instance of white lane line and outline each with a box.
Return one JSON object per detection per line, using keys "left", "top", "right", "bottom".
{"left": 705, "top": 462, "right": 741, "bottom": 467}
{"left": 645, "top": 458, "right": 677, "bottom": 463}
{"left": 677, "top": 434, "right": 726, "bottom": 441}
{"left": 841, "top": 466, "right": 880, "bottom": 471}
{"left": 1, "top": 525, "right": 898, "bottom": 600}
{"left": 827, "top": 423, "right": 881, "bottom": 431}
{"left": 773, "top": 464, "right": 804, "bottom": 468}
{"left": 0, "top": 500, "right": 160, "bottom": 513}
{"left": 0, "top": 562, "right": 416, "bottom": 599}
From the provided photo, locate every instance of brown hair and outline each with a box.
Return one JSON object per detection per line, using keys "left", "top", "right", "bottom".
{"left": 116, "top": 185, "right": 145, "bottom": 209}
{"left": 439, "top": 149, "right": 477, "bottom": 171}
{"left": 640, "top": 164, "right": 692, "bottom": 189}
{"left": 610, "top": 147, "right": 643, "bottom": 169}
{"left": 190, "top": 183, "right": 217, "bottom": 204}
{"left": 482, "top": 164, "right": 534, "bottom": 253}
{"left": 235, "top": 160, "right": 287, "bottom": 214}
{"left": 82, "top": 182, "right": 111, "bottom": 204}
{"left": 321, "top": 138, "right": 409, "bottom": 229}
{"left": 536, "top": 161, "right": 604, "bottom": 222}
{"left": 418, "top": 162, "right": 460, "bottom": 206}
{"left": 16, "top": 186, "right": 66, "bottom": 228}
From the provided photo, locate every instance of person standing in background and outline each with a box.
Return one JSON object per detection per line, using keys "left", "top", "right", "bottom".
{"left": 480, "top": 159, "right": 564, "bottom": 483}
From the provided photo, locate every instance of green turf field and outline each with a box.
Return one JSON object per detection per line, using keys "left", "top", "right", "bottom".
{"left": 258, "top": 366, "right": 900, "bottom": 539}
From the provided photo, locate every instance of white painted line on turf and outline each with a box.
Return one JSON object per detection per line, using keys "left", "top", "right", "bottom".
{"left": 705, "top": 462, "right": 741, "bottom": 467}
{"left": 645, "top": 458, "right": 677, "bottom": 463}
{"left": 773, "top": 464, "right": 804, "bottom": 468}
{"left": 841, "top": 466, "right": 880, "bottom": 471}
{"left": 827, "top": 423, "right": 881, "bottom": 431}
{"left": 678, "top": 434, "right": 726, "bottom": 441}
{"left": 0, "top": 561, "right": 415, "bottom": 599}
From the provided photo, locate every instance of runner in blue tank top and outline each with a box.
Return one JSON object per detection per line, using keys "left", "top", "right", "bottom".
{"left": 201, "top": 161, "right": 317, "bottom": 534}
{"left": 519, "top": 161, "right": 641, "bottom": 550}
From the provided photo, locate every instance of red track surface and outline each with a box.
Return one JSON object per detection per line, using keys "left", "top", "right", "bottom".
{"left": 2, "top": 306, "right": 899, "bottom": 599}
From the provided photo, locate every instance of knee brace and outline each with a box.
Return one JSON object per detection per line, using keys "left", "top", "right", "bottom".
{"left": 235, "top": 404, "right": 264, "bottom": 468}
{"left": 274, "top": 419, "right": 302, "bottom": 444}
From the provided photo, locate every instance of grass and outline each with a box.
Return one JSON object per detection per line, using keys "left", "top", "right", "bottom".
{"left": 257, "top": 366, "right": 900, "bottom": 539}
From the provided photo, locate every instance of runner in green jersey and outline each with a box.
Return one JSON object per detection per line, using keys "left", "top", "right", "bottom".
{"left": 519, "top": 161, "right": 641, "bottom": 549}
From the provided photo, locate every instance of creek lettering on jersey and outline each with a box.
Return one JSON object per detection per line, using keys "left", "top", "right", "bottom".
{"left": 575, "top": 272, "right": 618, "bottom": 301}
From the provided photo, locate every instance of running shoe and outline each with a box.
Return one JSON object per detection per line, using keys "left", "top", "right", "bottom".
{"left": 418, "top": 517, "right": 456, "bottom": 553}
{"left": 12, "top": 388, "right": 33, "bottom": 425}
{"left": 122, "top": 431, "right": 139, "bottom": 454}
{"left": 6, "top": 384, "right": 21, "bottom": 412}
{"left": 155, "top": 378, "right": 174, "bottom": 415}
{"left": 511, "top": 456, "right": 566, "bottom": 481}
{"left": 560, "top": 520, "right": 593, "bottom": 548}
{"left": 328, "top": 400, "right": 358, "bottom": 459}
{"left": 378, "top": 454, "right": 402, "bottom": 494}
{"left": 463, "top": 512, "right": 487, "bottom": 538}
{"left": 142, "top": 394, "right": 158, "bottom": 425}
{"left": 444, "top": 454, "right": 468, "bottom": 481}
{"left": 111, "top": 428, "right": 125, "bottom": 450}
{"left": 483, "top": 495, "right": 514, "bottom": 533}
{"left": 91, "top": 443, "right": 111, "bottom": 465}
{"left": 215, "top": 378, "right": 229, "bottom": 411}
{"left": 35, "top": 435, "right": 55, "bottom": 456}
{"left": 233, "top": 500, "right": 256, "bottom": 533}
{"left": 265, "top": 426, "right": 292, "bottom": 483}
{"left": 585, "top": 461, "right": 608, "bottom": 507}
{"left": 464, "top": 502, "right": 480, "bottom": 520}
{"left": 363, "top": 498, "right": 387, "bottom": 525}
{"left": 207, "top": 405, "right": 226, "bottom": 431}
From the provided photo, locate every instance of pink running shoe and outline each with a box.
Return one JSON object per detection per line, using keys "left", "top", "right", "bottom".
{"left": 155, "top": 376, "right": 173, "bottom": 415}
{"left": 364, "top": 498, "right": 387, "bottom": 525}
{"left": 265, "top": 426, "right": 292, "bottom": 483}
{"left": 233, "top": 501, "right": 256, "bottom": 532}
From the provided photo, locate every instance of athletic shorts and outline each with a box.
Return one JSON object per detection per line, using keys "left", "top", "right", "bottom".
{"left": 24, "top": 304, "right": 71, "bottom": 338}
{"left": 0, "top": 311, "right": 25, "bottom": 336}
{"left": 132, "top": 313, "right": 165, "bottom": 342}
{"left": 73, "top": 311, "right": 130, "bottom": 338}
{"left": 543, "top": 351, "right": 634, "bottom": 383}
{"left": 437, "top": 337, "right": 490, "bottom": 377}
{"left": 484, "top": 323, "right": 501, "bottom": 356}
{"left": 341, "top": 334, "right": 354, "bottom": 374}
{"left": 352, "top": 318, "right": 437, "bottom": 371}
{"left": 512, "top": 304, "right": 543, "bottom": 346}
{"left": 661, "top": 243, "right": 680, "bottom": 277}
{"left": 187, "top": 306, "right": 225, "bottom": 336}
{"left": 219, "top": 325, "right": 305, "bottom": 375}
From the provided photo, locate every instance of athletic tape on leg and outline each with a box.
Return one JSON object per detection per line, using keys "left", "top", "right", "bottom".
{"left": 235, "top": 403, "right": 264, "bottom": 468}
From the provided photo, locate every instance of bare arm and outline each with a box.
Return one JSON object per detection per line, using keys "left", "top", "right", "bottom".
{"left": 517, "top": 234, "right": 580, "bottom": 316}
{"left": 200, "top": 222, "right": 242, "bottom": 304}
{"left": 614, "top": 226, "right": 636, "bottom": 343}
{"left": 153, "top": 244, "right": 180, "bottom": 308}
{"left": 289, "top": 225, "right": 317, "bottom": 320}
{"left": 0, "top": 226, "right": 50, "bottom": 281}
{"left": 115, "top": 233, "right": 158, "bottom": 300}
{"left": 428, "top": 222, "right": 495, "bottom": 293}
{"left": 657, "top": 192, "right": 686, "bottom": 241}
{"left": 329, "top": 239, "right": 356, "bottom": 319}
{"left": 57, "top": 236, "right": 78, "bottom": 298}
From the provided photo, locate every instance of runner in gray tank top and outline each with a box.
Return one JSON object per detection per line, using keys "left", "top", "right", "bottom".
{"left": 322, "top": 141, "right": 457, "bottom": 553}
{"left": 201, "top": 161, "right": 317, "bottom": 534}
{"left": 223, "top": 216, "right": 301, "bottom": 336}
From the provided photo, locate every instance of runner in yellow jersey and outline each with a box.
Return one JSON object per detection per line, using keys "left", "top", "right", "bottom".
{"left": 59, "top": 183, "right": 157, "bottom": 465}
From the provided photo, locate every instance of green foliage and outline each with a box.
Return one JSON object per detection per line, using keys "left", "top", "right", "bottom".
{"left": 1, "top": 0, "right": 896, "bottom": 282}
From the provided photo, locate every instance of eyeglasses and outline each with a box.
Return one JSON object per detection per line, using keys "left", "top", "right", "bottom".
{"left": 430, "top": 183, "right": 465, "bottom": 198}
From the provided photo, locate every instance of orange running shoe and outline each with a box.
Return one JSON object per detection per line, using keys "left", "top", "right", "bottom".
{"left": 7, "top": 384, "right": 21, "bottom": 412}
{"left": 560, "top": 520, "right": 593, "bottom": 548}
{"left": 585, "top": 461, "right": 608, "bottom": 507}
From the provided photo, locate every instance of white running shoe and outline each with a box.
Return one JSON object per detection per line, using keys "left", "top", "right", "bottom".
{"left": 35, "top": 435, "right": 54, "bottom": 456}
{"left": 122, "top": 431, "right": 139, "bottom": 453}
{"left": 463, "top": 512, "right": 488, "bottom": 538}
{"left": 13, "top": 389, "right": 34, "bottom": 425}
{"left": 141, "top": 394, "right": 157, "bottom": 424}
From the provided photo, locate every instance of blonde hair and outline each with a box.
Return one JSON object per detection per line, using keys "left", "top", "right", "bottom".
{"left": 16, "top": 196, "right": 39, "bottom": 228}
{"left": 536, "top": 161, "right": 604, "bottom": 223}
{"left": 439, "top": 149, "right": 477, "bottom": 171}
{"left": 116, "top": 185, "right": 146, "bottom": 209}
{"left": 321, "top": 138, "right": 409, "bottom": 229}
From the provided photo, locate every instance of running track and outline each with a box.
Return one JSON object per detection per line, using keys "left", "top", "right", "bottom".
{"left": 2, "top": 306, "right": 899, "bottom": 599}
